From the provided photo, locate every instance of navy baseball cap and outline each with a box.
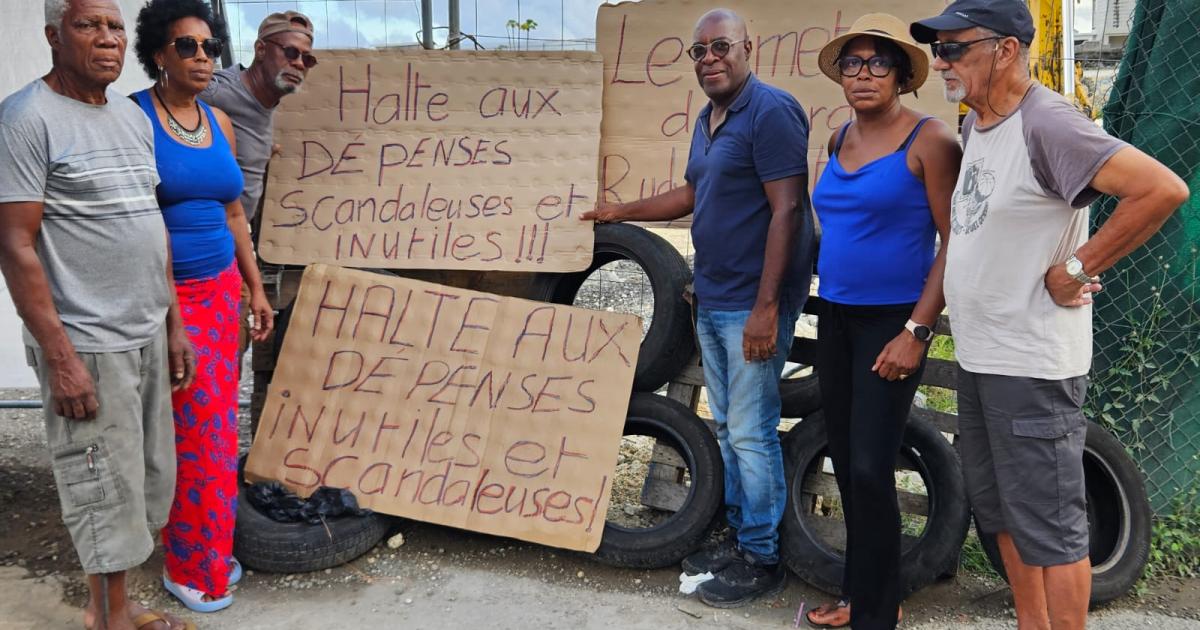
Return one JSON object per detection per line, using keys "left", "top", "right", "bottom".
{"left": 910, "top": 0, "right": 1036, "bottom": 45}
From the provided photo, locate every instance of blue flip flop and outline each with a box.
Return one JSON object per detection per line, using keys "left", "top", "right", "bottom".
{"left": 162, "top": 575, "right": 233, "bottom": 613}
{"left": 228, "top": 558, "right": 242, "bottom": 586}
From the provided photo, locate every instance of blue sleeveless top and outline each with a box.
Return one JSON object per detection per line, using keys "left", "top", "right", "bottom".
{"left": 135, "top": 90, "right": 241, "bottom": 281}
{"left": 812, "top": 118, "right": 936, "bottom": 305}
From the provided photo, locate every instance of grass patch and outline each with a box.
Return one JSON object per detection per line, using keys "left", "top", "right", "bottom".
{"left": 958, "top": 527, "right": 1001, "bottom": 578}
{"left": 1146, "top": 479, "right": 1200, "bottom": 579}
{"left": 920, "top": 335, "right": 958, "bottom": 414}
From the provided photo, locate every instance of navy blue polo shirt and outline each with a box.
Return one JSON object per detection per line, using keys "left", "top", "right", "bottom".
{"left": 685, "top": 74, "right": 811, "bottom": 310}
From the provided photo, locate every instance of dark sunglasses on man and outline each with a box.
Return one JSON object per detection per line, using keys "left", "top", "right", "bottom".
{"left": 838, "top": 55, "right": 895, "bottom": 78}
{"left": 264, "top": 39, "right": 318, "bottom": 69}
{"left": 170, "top": 36, "right": 223, "bottom": 60}
{"left": 687, "top": 38, "right": 746, "bottom": 62}
{"left": 929, "top": 36, "right": 1004, "bottom": 62}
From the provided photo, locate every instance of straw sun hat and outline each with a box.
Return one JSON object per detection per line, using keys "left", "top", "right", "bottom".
{"left": 817, "top": 13, "right": 930, "bottom": 95}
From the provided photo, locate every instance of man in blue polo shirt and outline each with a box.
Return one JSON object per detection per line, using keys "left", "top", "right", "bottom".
{"left": 582, "top": 7, "right": 813, "bottom": 608}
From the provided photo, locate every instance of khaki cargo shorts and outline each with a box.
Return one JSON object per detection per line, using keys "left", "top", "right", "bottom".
{"left": 28, "top": 331, "right": 176, "bottom": 575}
{"left": 957, "top": 367, "right": 1089, "bottom": 567}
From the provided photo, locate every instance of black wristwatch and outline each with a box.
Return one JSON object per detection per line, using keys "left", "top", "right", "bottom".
{"left": 905, "top": 319, "right": 933, "bottom": 342}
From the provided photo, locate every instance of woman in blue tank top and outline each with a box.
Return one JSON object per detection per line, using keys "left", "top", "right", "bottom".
{"left": 132, "top": 0, "right": 275, "bottom": 613}
{"left": 803, "top": 15, "right": 962, "bottom": 630}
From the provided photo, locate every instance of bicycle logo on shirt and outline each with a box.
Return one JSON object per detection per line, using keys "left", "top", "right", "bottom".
{"left": 952, "top": 158, "right": 995, "bottom": 235}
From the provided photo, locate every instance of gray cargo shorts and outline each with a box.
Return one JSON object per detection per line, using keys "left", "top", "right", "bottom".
{"left": 957, "top": 367, "right": 1089, "bottom": 567}
{"left": 28, "top": 331, "right": 176, "bottom": 575}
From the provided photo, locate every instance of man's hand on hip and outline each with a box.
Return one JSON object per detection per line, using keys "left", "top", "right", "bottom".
{"left": 1045, "top": 263, "right": 1103, "bottom": 307}
{"left": 48, "top": 352, "right": 99, "bottom": 420}
{"left": 742, "top": 304, "right": 779, "bottom": 362}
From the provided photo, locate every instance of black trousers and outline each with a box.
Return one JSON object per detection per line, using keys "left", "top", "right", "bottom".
{"left": 816, "top": 301, "right": 926, "bottom": 630}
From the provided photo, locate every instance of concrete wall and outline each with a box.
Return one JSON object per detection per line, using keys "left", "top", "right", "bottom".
{"left": 1, "top": 0, "right": 152, "bottom": 101}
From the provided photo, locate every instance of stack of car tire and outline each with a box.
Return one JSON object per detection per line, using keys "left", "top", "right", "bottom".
{"left": 236, "top": 223, "right": 1153, "bottom": 607}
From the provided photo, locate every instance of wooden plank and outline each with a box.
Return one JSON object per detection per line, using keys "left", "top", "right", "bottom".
{"left": 803, "top": 473, "right": 930, "bottom": 516}
{"left": 672, "top": 363, "right": 706, "bottom": 387}
{"left": 649, "top": 443, "right": 687, "bottom": 469}
{"left": 909, "top": 406, "right": 961, "bottom": 437}
{"left": 640, "top": 473, "right": 688, "bottom": 511}
{"left": 919, "top": 357, "right": 958, "bottom": 389}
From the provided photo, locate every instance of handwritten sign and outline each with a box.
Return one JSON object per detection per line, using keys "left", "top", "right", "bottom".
{"left": 245, "top": 265, "right": 641, "bottom": 551}
{"left": 258, "top": 50, "right": 602, "bottom": 272}
{"left": 597, "top": 0, "right": 957, "bottom": 214}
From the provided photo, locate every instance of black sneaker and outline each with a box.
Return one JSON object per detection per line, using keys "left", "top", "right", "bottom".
{"left": 697, "top": 556, "right": 787, "bottom": 609}
{"left": 681, "top": 536, "right": 741, "bottom": 575}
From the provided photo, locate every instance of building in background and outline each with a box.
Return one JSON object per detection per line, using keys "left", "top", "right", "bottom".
{"left": 1091, "top": 0, "right": 1135, "bottom": 48}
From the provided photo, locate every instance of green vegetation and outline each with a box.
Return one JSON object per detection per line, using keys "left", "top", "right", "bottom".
{"left": 1146, "top": 469, "right": 1200, "bottom": 579}
{"left": 920, "top": 335, "right": 957, "bottom": 414}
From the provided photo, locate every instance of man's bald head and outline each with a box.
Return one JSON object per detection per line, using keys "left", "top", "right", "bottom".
{"left": 691, "top": 8, "right": 752, "bottom": 103}
{"left": 694, "top": 8, "right": 747, "bottom": 40}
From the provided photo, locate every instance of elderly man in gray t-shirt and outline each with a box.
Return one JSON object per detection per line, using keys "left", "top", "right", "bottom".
{"left": 199, "top": 10, "right": 316, "bottom": 375}
{"left": 911, "top": 1, "right": 1189, "bottom": 628}
{"left": 0, "top": 1, "right": 195, "bottom": 629}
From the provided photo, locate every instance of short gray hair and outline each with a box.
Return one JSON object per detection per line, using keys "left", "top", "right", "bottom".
{"left": 45, "top": 0, "right": 69, "bottom": 29}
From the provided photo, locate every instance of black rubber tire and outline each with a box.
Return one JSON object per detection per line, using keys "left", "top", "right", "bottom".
{"left": 780, "top": 411, "right": 970, "bottom": 595}
{"left": 234, "top": 458, "right": 393, "bottom": 574}
{"left": 544, "top": 223, "right": 694, "bottom": 392}
{"left": 977, "top": 421, "right": 1152, "bottom": 606}
{"left": 780, "top": 371, "right": 822, "bottom": 418}
{"left": 592, "top": 393, "right": 724, "bottom": 569}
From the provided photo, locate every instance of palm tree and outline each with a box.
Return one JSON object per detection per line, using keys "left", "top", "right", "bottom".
{"left": 506, "top": 19, "right": 519, "bottom": 49}
{"left": 520, "top": 19, "right": 538, "bottom": 51}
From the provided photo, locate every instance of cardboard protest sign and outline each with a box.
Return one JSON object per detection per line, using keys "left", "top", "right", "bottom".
{"left": 245, "top": 265, "right": 641, "bottom": 552}
{"left": 258, "top": 50, "right": 602, "bottom": 272}
{"left": 596, "top": 0, "right": 957, "bottom": 219}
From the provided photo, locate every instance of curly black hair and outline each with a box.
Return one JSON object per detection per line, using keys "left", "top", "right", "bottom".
{"left": 840, "top": 36, "right": 915, "bottom": 89}
{"left": 134, "top": 0, "right": 228, "bottom": 80}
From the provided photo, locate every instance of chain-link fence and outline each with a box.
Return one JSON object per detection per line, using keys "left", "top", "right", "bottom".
{"left": 1088, "top": 0, "right": 1200, "bottom": 515}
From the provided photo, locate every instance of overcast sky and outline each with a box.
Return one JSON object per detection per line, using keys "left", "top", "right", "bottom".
{"left": 223, "top": 0, "right": 1098, "bottom": 62}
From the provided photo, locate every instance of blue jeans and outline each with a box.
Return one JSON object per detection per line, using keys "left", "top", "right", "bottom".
{"left": 696, "top": 300, "right": 800, "bottom": 564}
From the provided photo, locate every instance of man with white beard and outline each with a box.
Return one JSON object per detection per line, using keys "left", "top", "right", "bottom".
{"left": 909, "top": 1, "right": 1188, "bottom": 628}
{"left": 199, "top": 11, "right": 317, "bottom": 371}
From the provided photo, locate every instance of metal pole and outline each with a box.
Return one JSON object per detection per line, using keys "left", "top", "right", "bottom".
{"left": 449, "top": 0, "right": 461, "bottom": 49}
{"left": 213, "top": 0, "right": 235, "bottom": 68}
{"left": 421, "top": 0, "right": 435, "bottom": 49}
{"left": 1062, "top": 0, "right": 1076, "bottom": 100}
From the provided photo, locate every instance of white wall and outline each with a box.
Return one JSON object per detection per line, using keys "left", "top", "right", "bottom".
{"left": 1, "top": 0, "right": 152, "bottom": 101}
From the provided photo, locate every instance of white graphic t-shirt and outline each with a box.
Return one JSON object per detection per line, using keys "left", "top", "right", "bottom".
{"left": 945, "top": 84, "right": 1127, "bottom": 380}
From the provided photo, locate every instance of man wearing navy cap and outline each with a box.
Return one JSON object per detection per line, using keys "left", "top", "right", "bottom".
{"left": 910, "top": 1, "right": 1188, "bottom": 628}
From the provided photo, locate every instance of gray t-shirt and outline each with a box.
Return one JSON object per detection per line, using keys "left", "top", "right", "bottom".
{"left": 0, "top": 79, "right": 172, "bottom": 352}
{"left": 199, "top": 65, "right": 274, "bottom": 220}
{"left": 945, "top": 84, "right": 1127, "bottom": 379}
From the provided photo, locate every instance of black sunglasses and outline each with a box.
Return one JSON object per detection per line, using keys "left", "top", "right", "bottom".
{"left": 265, "top": 39, "right": 318, "bottom": 69}
{"left": 929, "top": 36, "right": 1004, "bottom": 62}
{"left": 838, "top": 55, "right": 895, "bottom": 78}
{"left": 687, "top": 38, "right": 746, "bottom": 62}
{"left": 170, "top": 36, "right": 223, "bottom": 60}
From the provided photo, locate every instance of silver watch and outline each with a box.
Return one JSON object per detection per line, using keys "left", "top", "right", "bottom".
{"left": 1064, "top": 254, "right": 1092, "bottom": 284}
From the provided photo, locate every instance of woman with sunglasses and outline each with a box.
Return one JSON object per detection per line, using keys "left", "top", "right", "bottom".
{"left": 804, "top": 14, "right": 961, "bottom": 630}
{"left": 132, "top": 0, "right": 274, "bottom": 613}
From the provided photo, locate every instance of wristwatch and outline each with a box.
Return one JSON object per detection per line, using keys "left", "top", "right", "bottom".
{"left": 1064, "top": 254, "right": 1093, "bottom": 284}
{"left": 905, "top": 319, "right": 933, "bottom": 343}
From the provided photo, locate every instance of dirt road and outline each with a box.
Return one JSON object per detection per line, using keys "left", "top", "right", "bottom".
{"left": 2, "top": 387, "right": 1198, "bottom": 630}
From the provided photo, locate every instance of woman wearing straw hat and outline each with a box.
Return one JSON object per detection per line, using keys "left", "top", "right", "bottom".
{"left": 804, "top": 13, "right": 961, "bottom": 630}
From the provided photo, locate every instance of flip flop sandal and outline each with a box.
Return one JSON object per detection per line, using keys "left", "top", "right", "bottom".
{"left": 132, "top": 610, "right": 197, "bottom": 630}
{"left": 229, "top": 558, "right": 243, "bottom": 586}
{"left": 163, "top": 574, "right": 234, "bottom": 613}
{"left": 805, "top": 600, "right": 850, "bottom": 629}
